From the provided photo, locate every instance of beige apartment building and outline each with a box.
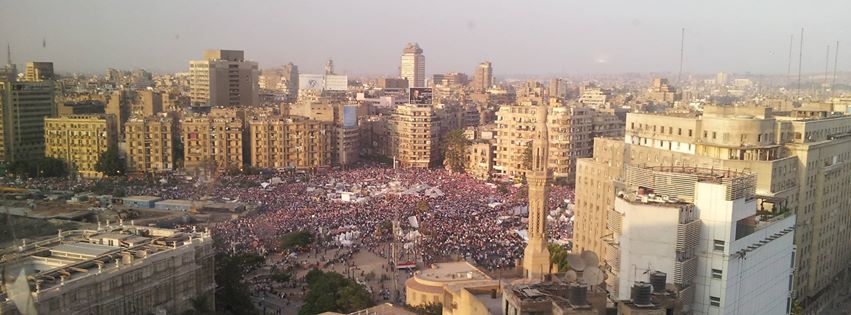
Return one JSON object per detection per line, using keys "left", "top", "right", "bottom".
{"left": 390, "top": 104, "right": 442, "bottom": 168}
{"left": 472, "top": 61, "right": 493, "bottom": 92}
{"left": 131, "top": 90, "right": 163, "bottom": 116}
{"left": 0, "top": 225, "right": 215, "bottom": 315}
{"left": 125, "top": 115, "right": 178, "bottom": 174}
{"left": 494, "top": 99, "right": 596, "bottom": 182}
{"left": 248, "top": 115, "right": 332, "bottom": 169}
{"left": 574, "top": 105, "right": 851, "bottom": 314}
{"left": 189, "top": 49, "right": 259, "bottom": 107}
{"left": 181, "top": 115, "right": 244, "bottom": 171}
{"left": 0, "top": 80, "right": 56, "bottom": 162}
{"left": 44, "top": 114, "right": 117, "bottom": 178}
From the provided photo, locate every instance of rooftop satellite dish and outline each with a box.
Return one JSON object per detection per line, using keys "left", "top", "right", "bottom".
{"left": 566, "top": 253, "right": 586, "bottom": 271}
{"left": 564, "top": 270, "right": 578, "bottom": 282}
{"left": 581, "top": 251, "right": 600, "bottom": 268}
{"left": 582, "top": 266, "right": 604, "bottom": 285}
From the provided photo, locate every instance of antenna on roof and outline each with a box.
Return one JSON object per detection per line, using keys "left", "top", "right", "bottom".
{"left": 787, "top": 34, "right": 794, "bottom": 77}
{"left": 824, "top": 45, "right": 831, "bottom": 92}
{"left": 832, "top": 41, "right": 839, "bottom": 98}
{"left": 797, "top": 28, "right": 804, "bottom": 99}
{"left": 678, "top": 28, "right": 685, "bottom": 83}
{"left": 6, "top": 43, "right": 10, "bottom": 65}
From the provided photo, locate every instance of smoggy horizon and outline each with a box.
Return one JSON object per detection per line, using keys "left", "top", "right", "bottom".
{"left": 2, "top": 0, "right": 849, "bottom": 76}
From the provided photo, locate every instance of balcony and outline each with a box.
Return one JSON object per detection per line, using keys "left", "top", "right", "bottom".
{"left": 676, "top": 219, "right": 701, "bottom": 251}
{"left": 674, "top": 256, "right": 697, "bottom": 285}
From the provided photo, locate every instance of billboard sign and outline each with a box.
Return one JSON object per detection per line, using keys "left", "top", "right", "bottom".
{"left": 324, "top": 75, "right": 348, "bottom": 91}
{"left": 342, "top": 105, "right": 358, "bottom": 129}
{"left": 298, "top": 74, "right": 325, "bottom": 91}
{"left": 409, "top": 87, "right": 433, "bottom": 105}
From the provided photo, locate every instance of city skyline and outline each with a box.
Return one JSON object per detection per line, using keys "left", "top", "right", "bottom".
{"left": 1, "top": 0, "right": 849, "bottom": 75}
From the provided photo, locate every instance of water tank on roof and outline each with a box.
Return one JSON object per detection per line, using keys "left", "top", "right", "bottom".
{"left": 649, "top": 271, "right": 667, "bottom": 293}
{"left": 568, "top": 283, "right": 588, "bottom": 307}
{"left": 631, "top": 282, "right": 653, "bottom": 306}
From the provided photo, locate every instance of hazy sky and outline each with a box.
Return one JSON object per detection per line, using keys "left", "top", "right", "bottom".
{"left": 1, "top": 0, "right": 849, "bottom": 76}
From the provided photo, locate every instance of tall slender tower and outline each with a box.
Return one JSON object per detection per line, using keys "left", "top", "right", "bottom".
{"left": 523, "top": 103, "right": 551, "bottom": 280}
{"left": 400, "top": 43, "right": 425, "bottom": 88}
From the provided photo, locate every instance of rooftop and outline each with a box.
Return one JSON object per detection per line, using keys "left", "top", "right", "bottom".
{"left": 414, "top": 261, "right": 491, "bottom": 283}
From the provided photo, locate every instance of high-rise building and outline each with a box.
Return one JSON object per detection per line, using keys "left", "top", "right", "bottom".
{"left": 472, "top": 61, "right": 493, "bottom": 91}
{"left": 106, "top": 90, "right": 131, "bottom": 138}
{"left": 0, "top": 80, "right": 55, "bottom": 162}
{"left": 325, "top": 59, "right": 334, "bottom": 75}
{"left": 390, "top": 103, "right": 441, "bottom": 168}
{"left": 574, "top": 105, "right": 851, "bottom": 313}
{"left": 607, "top": 165, "right": 795, "bottom": 314}
{"left": 494, "top": 99, "right": 599, "bottom": 183}
{"left": 0, "top": 225, "right": 215, "bottom": 315}
{"left": 548, "top": 78, "right": 565, "bottom": 99}
{"left": 522, "top": 103, "right": 551, "bottom": 280}
{"left": 189, "top": 49, "right": 259, "bottom": 107}
{"left": 44, "top": 114, "right": 117, "bottom": 178}
{"left": 282, "top": 62, "right": 299, "bottom": 101}
{"left": 248, "top": 115, "right": 332, "bottom": 169}
{"left": 23, "top": 62, "right": 54, "bottom": 81}
{"left": 125, "top": 115, "right": 178, "bottom": 173}
{"left": 132, "top": 90, "right": 163, "bottom": 116}
{"left": 400, "top": 43, "right": 425, "bottom": 88}
{"left": 181, "top": 115, "right": 244, "bottom": 171}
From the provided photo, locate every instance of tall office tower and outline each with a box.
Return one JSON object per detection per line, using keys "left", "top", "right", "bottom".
{"left": 400, "top": 43, "right": 425, "bottom": 88}
{"left": 715, "top": 72, "right": 727, "bottom": 87}
{"left": 132, "top": 90, "right": 163, "bottom": 116}
{"left": 548, "top": 78, "right": 564, "bottom": 99}
{"left": 282, "top": 62, "right": 299, "bottom": 100}
{"left": 44, "top": 114, "right": 117, "bottom": 178}
{"left": 189, "top": 49, "right": 259, "bottom": 107}
{"left": 248, "top": 115, "right": 332, "bottom": 169}
{"left": 181, "top": 115, "right": 244, "bottom": 171}
{"left": 24, "top": 62, "right": 54, "bottom": 81}
{"left": 574, "top": 105, "right": 851, "bottom": 314}
{"left": 472, "top": 61, "right": 493, "bottom": 91}
{"left": 0, "top": 80, "right": 55, "bottom": 162}
{"left": 125, "top": 115, "right": 177, "bottom": 173}
{"left": 0, "top": 225, "right": 215, "bottom": 315}
{"left": 523, "top": 104, "right": 551, "bottom": 280}
{"left": 106, "top": 90, "right": 131, "bottom": 138}
{"left": 494, "top": 99, "right": 598, "bottom": 183}
{"left": 325, "top": 59, "right": 335, "bottom": 75}
{"left": 390, "top": 104, "right": 441, "bottom": 168}
{"left": 607, "top": 166, "right": 795, "bottom": 314}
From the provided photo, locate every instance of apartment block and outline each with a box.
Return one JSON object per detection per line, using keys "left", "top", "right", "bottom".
{"left": 125, "top": 115, "right": 177, "bottom": 173}
{"left": 181, "top": 115, "right": 244, "bottom": 171}
{"left": 0, "top": 225, "right": 215, "bottom": 315}
{"left": 390, "top": 104, "right": 441, "bottom": 168}
{"left": 0, "top": 80, "right": 56, "bottom": 162}
{"left": 44, "top": 114, "right": 117, "bottom": 177}
{"left": 248, "top": 115, "right": 332, "bottom": 169}
{"left": 189, "top": 49, "right": 259, "bottom": 107}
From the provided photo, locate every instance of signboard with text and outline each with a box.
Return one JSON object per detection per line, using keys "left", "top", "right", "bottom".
{"left": 409, "top": 87, "right": 433, "bottom": 105}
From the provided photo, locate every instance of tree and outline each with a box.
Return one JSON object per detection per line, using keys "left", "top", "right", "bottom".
{"left": 790, "top": 300, "right": 803, "bottom": 315}
{"left": 280, "top": 230, "right": 314, "bottom": 250}
{"left": 6, "top": 158, "right": 68, "bottom": 178}
{"left": 441, "top": 129, "right": 469, "bottom": 173}
{"left": 215, "top": 253, "right": 263, "bottom": 315}
{"left": 548, "top": 243, "right": 570, "bottom": 273}
{"left": 95, "top": 148, "right": 125, "bottom": 177}
{"left": 299, "top": 269, "right": 374, "bottom": 315}
{"left": 182, "top": 294, "right": 214, "bottom": 315}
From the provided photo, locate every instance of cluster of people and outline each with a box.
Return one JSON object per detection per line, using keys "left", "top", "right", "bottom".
{"left": 207, "top": 165, "right": 575, "bottom": 270}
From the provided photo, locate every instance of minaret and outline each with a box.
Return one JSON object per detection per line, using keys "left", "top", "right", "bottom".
{"left": 523, "top": 103, "right": 551, "bottom": 280}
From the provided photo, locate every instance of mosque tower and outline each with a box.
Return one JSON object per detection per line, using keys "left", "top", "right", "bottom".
{"left": 522, "top": 103, "right": 551, "bottom": 280}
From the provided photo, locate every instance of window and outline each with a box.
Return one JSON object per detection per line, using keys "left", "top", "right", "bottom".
{"left": 710, "top": 296, "right": 721, "bottom": 307}
{"left": 713, "top": 239, "right": 725, "bottom": 251}
{"left": 712, "top": 269, "right": 722, "bottom": 279}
